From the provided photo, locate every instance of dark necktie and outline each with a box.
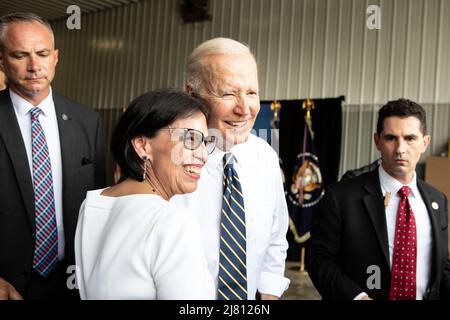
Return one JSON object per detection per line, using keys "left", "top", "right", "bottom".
{"left": 30, "top": 107, "right": 58, "bottom": 277}
{"left": 389, "top": 186, "right": 417, "bottom": 300}
{"left": 218, "top": 153, "right": 248, "bottom": 300}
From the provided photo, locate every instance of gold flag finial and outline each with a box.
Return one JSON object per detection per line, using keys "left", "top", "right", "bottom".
{"left": 302, "top": 98, "right": 315, "bottom": 120}
{"left": 270, "top": 100, "right": 282, "bottom": 128}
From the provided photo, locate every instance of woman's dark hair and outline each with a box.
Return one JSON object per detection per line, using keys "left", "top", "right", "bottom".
{"left": 111, "top": 88, "right": 209, "bottom": 181}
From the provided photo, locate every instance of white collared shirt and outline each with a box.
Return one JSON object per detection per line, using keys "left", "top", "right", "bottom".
{"left": 378, "top": 165, "right": 432, "bottom": 299}
{"left": 11, "top": 88, "right": 65, "bottom": 260}
{"left": 171, "top": 134, "right": 290, "bottom": 299}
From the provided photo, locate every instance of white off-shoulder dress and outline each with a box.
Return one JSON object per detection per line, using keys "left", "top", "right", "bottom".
{"left": 75, "top": 189, "right": 215, "bottom": 300}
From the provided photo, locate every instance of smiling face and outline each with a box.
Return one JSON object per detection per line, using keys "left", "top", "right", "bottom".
{"left": 0, "top": 21, "right": 58, "bottom": 105}
{"left": 148, "top": 112, "right": 209, "bottom": 197}
{"left": 197, "top": 53, "right": 260, "bottom": 150}
{"left": 374, "top": 116, "right": 430, "bottom": 184}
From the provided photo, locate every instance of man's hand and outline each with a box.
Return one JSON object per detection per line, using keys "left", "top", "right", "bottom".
{"left": 0, "top": 277, "right": 23, "bottom": 300}
{"left": 361, "top": 295, "right": 373, "bottom": 300}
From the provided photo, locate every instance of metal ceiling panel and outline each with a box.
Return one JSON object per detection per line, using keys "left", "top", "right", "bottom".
{"left": 0, "top": 0, "right": 141, "bottom": 21}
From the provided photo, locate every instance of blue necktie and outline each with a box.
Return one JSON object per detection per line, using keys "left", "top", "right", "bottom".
{"left": 30, "top": 107, "right": 58, "bottom": 277}
{"left": 218, "top": 153, "right": 247, "bottom": 300}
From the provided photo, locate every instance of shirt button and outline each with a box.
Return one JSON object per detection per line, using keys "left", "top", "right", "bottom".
{"left": 21, "top": 271, "right": 29, "bottom": 278}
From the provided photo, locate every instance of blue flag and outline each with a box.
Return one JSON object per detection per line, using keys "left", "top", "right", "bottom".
{"left": 286, "top": 113, "right": 324, "bottom": 243}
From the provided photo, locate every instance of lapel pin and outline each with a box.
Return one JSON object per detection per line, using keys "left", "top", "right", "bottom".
{"left": 384, "top": 192, "right": 391, "bottom": 208}
{"left": 62, "top": 113, "right": 69, "bottom": 120}
{"left": 431, "top": 202, "right": 439, "bottom": 210}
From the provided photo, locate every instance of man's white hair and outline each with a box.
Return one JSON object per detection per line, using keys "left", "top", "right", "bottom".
{"left": 185, "top": 37, "right": 255, "bottom": 94}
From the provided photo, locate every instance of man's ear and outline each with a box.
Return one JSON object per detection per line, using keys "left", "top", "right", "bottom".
{"left": 54, "top": 49, "right": 59, "bottom": 66}
{"left": 0, "top": 53, "right": 5, "bottom": 72}
{"left": 185, "top": 84, "right": 193, "bottom": 95}
{"left": 422, "top": 134, "right": 431, "bottom": 152}
{"left": 131, "top": 136, "right": 153, "bottom": 162}
{"left": 374, "top": 133, "right": 380, "bottom": 150}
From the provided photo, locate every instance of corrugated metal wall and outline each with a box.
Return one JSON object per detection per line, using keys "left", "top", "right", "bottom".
{"left": 50, "top": 0, "right": 450, "bottom": 179}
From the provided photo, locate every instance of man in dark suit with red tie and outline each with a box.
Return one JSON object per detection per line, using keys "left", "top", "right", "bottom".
{"left": 0, "top": 12, "right": 105, "bottom": 299}
{"left": 308, "top": 99, "right": 450, "bottom": 300}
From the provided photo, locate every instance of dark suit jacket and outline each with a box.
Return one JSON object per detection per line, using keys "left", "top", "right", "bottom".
{"left": 0, "top": 89, "right": 105, "bottom": 299}
{"left": 340, "top": 159, "right": 380, "bottom": 181}
{"left": 307, "top": 169, "right": 450, "bottom": 300}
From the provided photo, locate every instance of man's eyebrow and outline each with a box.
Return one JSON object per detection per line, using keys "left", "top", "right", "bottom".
{"left": 10, "top": 50, "right": 29, "bottom": 55}
{"left": 10, "top": 49, "right": 51, "bottom": 55}
{"left": 382, "top": 133, "right": 419, "bottom": 139}
{"left": 36, "top": 49, "right": 51, "bottom": 53}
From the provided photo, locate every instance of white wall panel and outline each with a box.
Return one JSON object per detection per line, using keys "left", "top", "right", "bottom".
{"left": 438, "top": 0, "right": 450, "bottom": 102}
{"left": 48, "top": 0, "right": 450, "bottom": 178}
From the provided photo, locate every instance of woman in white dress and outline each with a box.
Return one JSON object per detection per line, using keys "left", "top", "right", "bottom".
{"left": 75, "top": 89, "right": 216, "bottom": 299}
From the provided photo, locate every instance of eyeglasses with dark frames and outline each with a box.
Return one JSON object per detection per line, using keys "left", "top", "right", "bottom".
{"left": 161, "top": 127, "right": 217, "bottom": 154}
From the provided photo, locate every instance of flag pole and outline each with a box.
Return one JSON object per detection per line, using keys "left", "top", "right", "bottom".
{"left": 302, "top": 98, "right": 314, "bottom": 120}
{"left": 297, "top": 99, "right": 315, "bottom": 274}
{"left": 270, "top": 100, "right": 281, "bottom": 129}
{"left": 299, "top": 247, "right": 307, "bottom": 274}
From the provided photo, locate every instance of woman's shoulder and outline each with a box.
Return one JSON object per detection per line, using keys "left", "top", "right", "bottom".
{"left": 144, "top": 202, "right": 202, "bottom": 258}
{"left": 153, "top": 201, "right": 197, "bottom": 229}
{"left": 148, "top": 203, "right": 201, "bottom": 241}
{"left": 84, "top": 189, "right": 166, "bottom": 211}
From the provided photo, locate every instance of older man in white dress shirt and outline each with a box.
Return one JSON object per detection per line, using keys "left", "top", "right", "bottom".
{"left": 171, "top": 37, "right": 290, "bottom": 300}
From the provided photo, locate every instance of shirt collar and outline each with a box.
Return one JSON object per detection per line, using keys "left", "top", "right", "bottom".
{"left": 378, "top": 165, "right": 419, "bottom": 198}
{"left": 10, "top": 87, "right": 54, "bottom": 117}
{"left": 205, "top": 134, "right": 255, "bottom": 173}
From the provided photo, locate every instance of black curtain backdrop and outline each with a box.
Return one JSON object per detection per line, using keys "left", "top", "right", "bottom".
{"left": 275, "top": 97, "right": 343, "bottom": 261}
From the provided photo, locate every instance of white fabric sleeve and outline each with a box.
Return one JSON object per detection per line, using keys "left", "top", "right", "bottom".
{"left": 257, "top": 151, "right": 290, "bottom": 297}
{"left": 148, "top": 207, "right": 215, "bottom": 300}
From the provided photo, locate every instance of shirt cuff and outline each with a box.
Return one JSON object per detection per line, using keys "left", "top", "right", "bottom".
{"left": 354, "top": 292, "right": 369, "bottom": 300}
{"left": 257, "top": 271, "right": 291, "bottom": 298}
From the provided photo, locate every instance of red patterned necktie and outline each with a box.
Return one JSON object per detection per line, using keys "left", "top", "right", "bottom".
{"left": 389, "top": 186, "right": 417, "bottom": 300}
{"left": 30, "top": 107, "right": 58, "bottom": 277}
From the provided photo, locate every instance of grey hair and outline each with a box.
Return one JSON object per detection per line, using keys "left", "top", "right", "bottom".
{"left": 185, "top": 37, "right": 256, "bottom": 94}
{"left": 0, "top": 12, "right": 55, "bottom": 52}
